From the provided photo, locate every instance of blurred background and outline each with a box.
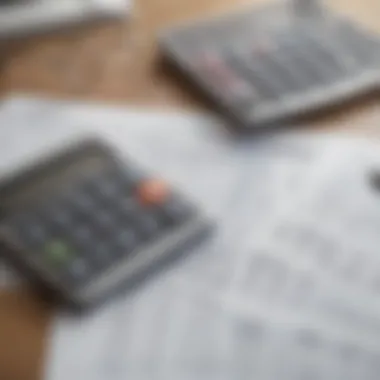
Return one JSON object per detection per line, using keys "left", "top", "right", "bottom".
{"left": 1, "top": 1, "right": 380, "bottom": 380}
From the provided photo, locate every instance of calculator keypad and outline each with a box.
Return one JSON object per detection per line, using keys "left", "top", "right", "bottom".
{"left": 1, "top": 164, "right": 195, "bottom": 290}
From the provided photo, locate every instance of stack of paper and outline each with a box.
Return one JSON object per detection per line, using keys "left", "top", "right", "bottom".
{"left": 1, "top": 96, "right": 380, "bottom": 380}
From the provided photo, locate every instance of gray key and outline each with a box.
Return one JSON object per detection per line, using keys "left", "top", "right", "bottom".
{"left": 277, "top": 28, "right": 332, "bottom": 86}
{"left": 67, "top": 257, "right": 89, "bottom": 281}
{"left": 254, "top": 29, "right": 319, "bottom": 92}
{"left": 115, "top": 229, "right": 138, "bottom": 252}
{"left": 25, "top": 223, "right": 47, "bottom": 243}
{"left": 195, "top": 51, "right": 257, "bottom": 105}
{"left": 258, "top": 45, "right": 309, "bottom": 93}
{"left": 96, "top": 210, "right": 115, "bottom": 228}
{"left": 74, "top": 225, "right": 93, "bottom": 244}
{"left": 98, "top": 180, "right": 119, "bottom": 198}
{"left": 252, "top": 45, "right": 302, "bottom": 94}
{"left": 71, "top": 192, "right": 94, "bottom": 211}
{"left": 301, "top": 26, "right": 347, "bottom": 78}
{"left": 229, "top": 48, "right": 286, "bottom": 100}
{"left": 92, "top": 243, "right": 112, "bottom": 264}
{"left": 51, "top": 208, "right": 72, "bottom": 226}
{"left": 119, "top": 199, "right": 139, "bottom": 219}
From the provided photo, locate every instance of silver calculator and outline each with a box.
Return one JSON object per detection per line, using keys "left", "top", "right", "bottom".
{"left": 160, "top": 1, "right": 380, "bottom": 131}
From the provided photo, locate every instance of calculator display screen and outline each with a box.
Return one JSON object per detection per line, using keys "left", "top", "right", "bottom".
{"left": 0, "top": 152, "right": 110, "bottom": 213}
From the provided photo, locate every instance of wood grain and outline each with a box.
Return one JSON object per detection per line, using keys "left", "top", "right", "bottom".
{"left": 0, "top": 1, "right": 380, "bottom": 379}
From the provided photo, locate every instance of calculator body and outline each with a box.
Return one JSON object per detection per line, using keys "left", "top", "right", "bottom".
{"left": 160, "top": 2, "right": 380, "bottom": 131}
{"left": 0, "top": 138, "right": 212, "bottom": 308}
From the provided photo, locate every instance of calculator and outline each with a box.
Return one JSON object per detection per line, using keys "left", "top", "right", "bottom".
{"left": 0, "top": 138, "right": 212, "bottom": 308}
{"left": 160, "top": 1, "right": 380, "bottom": 131}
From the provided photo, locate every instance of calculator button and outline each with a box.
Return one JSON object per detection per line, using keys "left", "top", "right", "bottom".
{"left": 67, "top": 257, "right": 89, "bottom": 281}
{"left": 197, "top": 52, "right": 232, "bottom": 80}
{"left": 96, "top": 210, "right": 116, "bottom": 229}
{"left": 114, "top": 229, "right": 138, "bottom": 253}
{"left": 44, "top": 240, "right": 73, "bottom": 266}
{"left": 8, "top": 213, "right": 35, "bottom": 233}
{"left": 92, "top": 244, "right": 111, "bottom": 264}
{"left": 28, "top": 224, "right": 47, "bottom": 242}
{"left": 197, "top": 52, "right": 254, "bottom": 102}
{"left": 71, "top": 193, "right": 94, "bottom": 211}
{"left": 73, "top": 225, "right": 93, "bottom": 244}
{"left": 229, "top": 51, "right": 280, "bottom": 100}
{"left": 50, "top": 208, "right": 72, "bottom": 226}
{"left": 137, "top": 178, "right": 170, "bottom": 206}
{"left": 118, "top": 199, "right": 141, "bottom": 221}
{"left": 97, "top": 179, "right": 120, "bottom": 199}
{"left": 13, "top": 219, "right": 47, "bottom": 247}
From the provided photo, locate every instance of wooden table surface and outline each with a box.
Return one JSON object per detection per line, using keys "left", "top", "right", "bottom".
{"left": 0, "top": 1, "right": 380, "bottom": 379}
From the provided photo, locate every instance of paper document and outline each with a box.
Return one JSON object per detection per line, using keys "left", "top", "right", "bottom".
{"left": 1, "top": 97, "right": 378, "bottom": 380}
{"left": 236, "top": 138, "right": 380, "bottom": 338}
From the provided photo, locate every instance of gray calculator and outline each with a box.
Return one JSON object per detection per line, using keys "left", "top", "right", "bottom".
{"left": 160, "top": 1, "right": 380, "bottom": 131}
{"left": 0, "top": 138, "right": 212, "bottom": 308}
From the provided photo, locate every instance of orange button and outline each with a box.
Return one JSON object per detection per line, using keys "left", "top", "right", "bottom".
{"left": 137, "top": 178, "right": 170, "bottom": 206}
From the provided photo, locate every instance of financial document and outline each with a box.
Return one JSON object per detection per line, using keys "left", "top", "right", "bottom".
{"left": 0, "top": 97, "right": 378, "bottom": 380}
{"left": 236, "top": 138, "right": 380, "bottom": 339}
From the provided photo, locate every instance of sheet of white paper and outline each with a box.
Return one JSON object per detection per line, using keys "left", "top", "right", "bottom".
{"left": 235, "top": 138, "right": 380, "bottom": 339}
{"left": 0, "top": 96, "right": 373, "bottom": 380}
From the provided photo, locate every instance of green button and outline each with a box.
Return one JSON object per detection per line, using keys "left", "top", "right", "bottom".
{"left": 45, "top": 241, "right": 73, "bottom": 264}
